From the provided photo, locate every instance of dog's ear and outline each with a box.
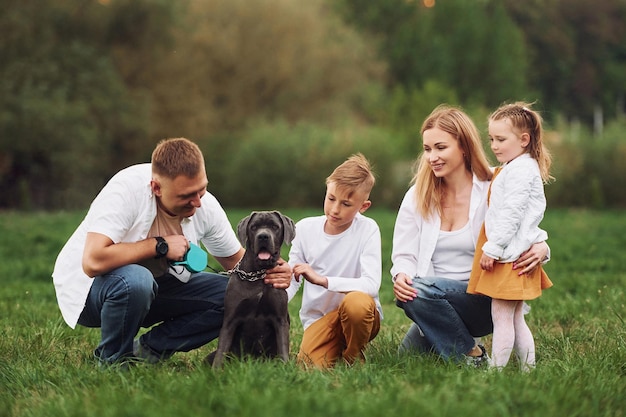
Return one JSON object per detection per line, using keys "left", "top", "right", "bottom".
{"left": 275, "top": 211, "right": 296, "bottom": 246}
{"left": 237, "top": 213, "right": 253, "bottom": 246}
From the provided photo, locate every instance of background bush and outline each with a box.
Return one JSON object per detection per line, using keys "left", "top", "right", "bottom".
{"left": 203, "top": 120, "right": 407, "bottom": 209}
{"left": 547, "top": 117, "right": 626, "bottom": 208}
{"left": 1, "top": 0, "right": 625, "bottom": 210}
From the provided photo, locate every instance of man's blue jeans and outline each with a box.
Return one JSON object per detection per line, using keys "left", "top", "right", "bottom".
{"left": 78, "top": 264, "right": 228, "bottom": 365}
{"left": 396, "top": 276, "right": 492, "bottom": 362}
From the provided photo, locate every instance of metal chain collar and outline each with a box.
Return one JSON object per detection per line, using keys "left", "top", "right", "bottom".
{"left": 228, "top": 261, "right": 267, "bottom": 282}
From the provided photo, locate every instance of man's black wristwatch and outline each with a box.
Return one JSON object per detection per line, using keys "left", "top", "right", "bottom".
{"left": 154, "top": 236, "right": 169, "bottom": 259}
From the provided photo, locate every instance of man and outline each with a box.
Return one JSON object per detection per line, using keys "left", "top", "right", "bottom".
{"left": 52, "top": 137, "right": 291, "bottom": 366}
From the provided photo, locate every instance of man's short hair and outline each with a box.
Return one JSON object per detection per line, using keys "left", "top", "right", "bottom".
{"left": 151, "top": 138, "right": 205, "bottom": 179}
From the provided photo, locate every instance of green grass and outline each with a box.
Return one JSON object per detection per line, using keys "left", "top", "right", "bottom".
{"left": 1, "top": 208, "right": 625, "bottom": 417}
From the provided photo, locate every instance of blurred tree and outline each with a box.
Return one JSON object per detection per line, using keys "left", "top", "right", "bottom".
{"left": 505, "top": 0, "right": 626, "bottom": 124}
{"left": 335, "top": 0, "right": 529, "bottom": 109}
{"left": 214, "top": 120, "right": 401, "bottom": 209}
{"left": 1, "top": 0, "right": 624, "bottom": 210}
{"left": 135, "top": 0, "right": 386, "bottom": 141}
{"left": 0, "top": 0, "right": 150, "bottom": 209}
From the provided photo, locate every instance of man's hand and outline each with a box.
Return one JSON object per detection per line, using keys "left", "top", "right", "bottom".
{"left": 163, "top": 234, "right": 190, "bottom": 262}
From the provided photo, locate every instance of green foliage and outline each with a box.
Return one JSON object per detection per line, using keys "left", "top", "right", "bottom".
{"left": 382, "top": 82, "right": 460, "bottom": 154}
{"left": 1, "top": 209, "right": 625, "bottom": 417}
{"left": 1, "top": 0, "right": 625, "bottom": 210}
{"left": 142, "top": 0, "right": 385, "bottom": 139}
{"left": 0, "top": 0, "right": 152, "bottom": 210}
{"left": 336, "top": 0, "right": 530, "bottom": 107}
{"left": 505, "top": 0, "right": 626, "bottom": 123}
{"left": 206, "top": 120, "right": 405, "bottom": 209}
{"left": 547, "top": 118, "right": 626, "bottom": 208}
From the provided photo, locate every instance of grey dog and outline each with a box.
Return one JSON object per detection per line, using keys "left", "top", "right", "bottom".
{"left": 211, "top": 211, "right": 295, "bottom": 368}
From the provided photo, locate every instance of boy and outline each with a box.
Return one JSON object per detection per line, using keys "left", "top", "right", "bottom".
{"left": 286, "top": 153, "right": 383, "bottom": 368}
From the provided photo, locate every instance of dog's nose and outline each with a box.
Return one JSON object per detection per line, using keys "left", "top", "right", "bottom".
{"left": 258, "top": 232, "right": 270, "bottom": 241}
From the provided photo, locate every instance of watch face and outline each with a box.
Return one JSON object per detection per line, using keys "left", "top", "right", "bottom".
{"left": 156, "top": 239, "right": 168, "bottom": 258}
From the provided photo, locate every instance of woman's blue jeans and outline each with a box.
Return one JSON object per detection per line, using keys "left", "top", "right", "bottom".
{"left": 396, "top": 276, "right": 492, "bottom": 362}
{"left": 78, "top": 264, "right": 228, "bottom": 365}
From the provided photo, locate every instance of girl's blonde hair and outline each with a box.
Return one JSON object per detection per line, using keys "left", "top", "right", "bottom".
{"left": 489, "top": 102, "right": 553, "bottom": 183}
{"left": 151, "top": 137, "right": 205, "bottom": 179}
{"left": 412, "top": 105, "right": 492, "bottom": 219}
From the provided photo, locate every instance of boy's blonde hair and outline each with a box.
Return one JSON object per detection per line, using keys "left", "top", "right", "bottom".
{"left": 151, "top": 137, "right": 205, "bottom": 179}
{"left": 326, "top": 153, "right": 376, "bottom": 199}
{"left": 489, "top": 102, "right": 553, "bottom": 183}
{"left": 412, "top": 105, "right": 492, "bottom": 219}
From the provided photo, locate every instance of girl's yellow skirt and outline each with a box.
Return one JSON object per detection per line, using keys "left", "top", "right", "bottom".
{"left": 467, "top": 224, "right": 552, "bottom": 300}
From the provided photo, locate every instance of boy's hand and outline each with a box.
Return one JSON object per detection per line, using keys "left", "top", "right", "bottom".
{"left": 480, "top": 253, "right": 495, "bottom": 271}
{"left": 293, "top": 263, "right": 328, "bottom": 288}
{"left": 264, "top": 259, "right": 292, "bottom": 289}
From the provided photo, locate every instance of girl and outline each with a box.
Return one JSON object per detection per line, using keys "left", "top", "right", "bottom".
{"left": 467, "top": 102, "right": 553, "bottom": 371}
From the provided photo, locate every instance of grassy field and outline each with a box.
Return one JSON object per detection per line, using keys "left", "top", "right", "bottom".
{"left": 0, "top": 208, "right": 624, "bottom": 417}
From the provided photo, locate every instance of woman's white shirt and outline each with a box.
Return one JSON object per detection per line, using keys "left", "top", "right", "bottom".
{"left": 390, "top": 175, "right": 490, "bottom": 281}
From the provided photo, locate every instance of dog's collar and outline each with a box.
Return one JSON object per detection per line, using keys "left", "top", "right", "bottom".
{"left": 228, "top": 261, "right": 267, "bottom": 282}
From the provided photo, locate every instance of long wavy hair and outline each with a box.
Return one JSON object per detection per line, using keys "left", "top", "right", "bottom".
{"left": 411, "top": 105, "right": 492, "bottom": 219}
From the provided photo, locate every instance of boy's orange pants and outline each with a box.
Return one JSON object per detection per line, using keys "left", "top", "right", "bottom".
{"left": 296, "top": 291, "right": 380, "bottom": 369}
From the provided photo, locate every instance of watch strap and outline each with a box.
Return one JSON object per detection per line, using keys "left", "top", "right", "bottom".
{"left": 154, "top": 236, "right": 168, "bottom": 259}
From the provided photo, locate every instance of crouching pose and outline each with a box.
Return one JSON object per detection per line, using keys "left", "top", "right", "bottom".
{"left": 287, "top": 154, "right": 383, "bottom": 368}
{"left": 52, "top": 137, "right": 291, "bottom": 367}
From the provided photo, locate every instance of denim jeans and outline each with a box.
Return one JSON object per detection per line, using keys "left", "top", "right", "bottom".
{"left": 78, "top": 264, "right": 228, "bottom": 365}
{"left": 396, "top": 276, "right": 492, "bottom": 362}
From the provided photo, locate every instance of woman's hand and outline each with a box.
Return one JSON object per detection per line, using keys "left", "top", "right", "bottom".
{"left": 513, "top": 241, "right": 549, "bottom": 275}
{"left": 393, "top": 273, "right": 418, "bottom": 302}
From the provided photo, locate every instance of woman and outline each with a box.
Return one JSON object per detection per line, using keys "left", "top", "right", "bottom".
{"left": 391, "top": 105, "right": 549, "bottom": 365}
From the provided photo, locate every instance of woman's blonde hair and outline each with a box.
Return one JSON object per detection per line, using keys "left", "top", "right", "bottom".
{"left": 412, "top": 105, "right": 492, "bottom": 219}
{"left": 151, "top": 137, "right": 205, "bottom": 179}
{"left": 489, "top": 102, "right": 553, "bottom": 183}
